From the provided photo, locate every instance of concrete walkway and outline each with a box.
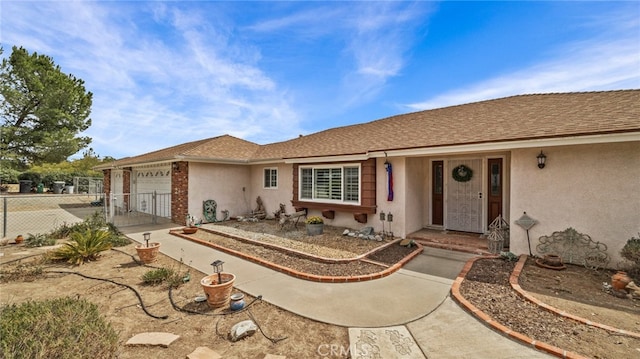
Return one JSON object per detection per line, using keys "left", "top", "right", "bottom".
{"left": 122, "top": 224, "right": 552, "bottom": 358}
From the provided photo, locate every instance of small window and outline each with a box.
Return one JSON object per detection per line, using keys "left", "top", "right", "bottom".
{"left": 264, "top": 168, "right": 278, "bottom": 188}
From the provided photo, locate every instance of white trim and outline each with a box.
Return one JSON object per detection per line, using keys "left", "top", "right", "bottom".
{"left": 370, "top": 132, "right": 640, "bottom": 159}
{"left": 263, "top": 167, "right": 278, "bottom": 189}
{"left": 285, "top": 154, "right": 369, "bottom": 164}
{"left": 298, "top": 163, "right": 362, "bottom": 206}
{"left": 97, "top": 132, "right": 639, "bottom": 170}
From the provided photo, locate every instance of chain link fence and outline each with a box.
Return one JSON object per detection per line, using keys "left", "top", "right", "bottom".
{"left": 0, "top": 194, "right": 104, "bottom": 240}
{"left": 1, "top": 191, "right": 173, "bottom": 241}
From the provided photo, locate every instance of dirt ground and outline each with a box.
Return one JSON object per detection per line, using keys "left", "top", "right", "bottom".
{"left": 0, "top": 243, "right": 348, "bottom": 359}
{"left": 460, "top": 257, "right": 640, "bottom": 359}
{"left": 2, "top": 221, "right": 639, "bottom": 358}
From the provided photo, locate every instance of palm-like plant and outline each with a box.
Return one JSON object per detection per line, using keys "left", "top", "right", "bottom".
{"left": 50, "top": 229, "right": 112, "bottom": 265}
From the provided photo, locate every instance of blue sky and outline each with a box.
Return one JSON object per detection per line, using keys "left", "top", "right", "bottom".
{"left": 2, "top": 1, "right": 639, "bottom": 159}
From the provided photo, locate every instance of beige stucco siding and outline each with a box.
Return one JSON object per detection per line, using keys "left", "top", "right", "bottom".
{"left": 376, "top": 157, "right": 408, "bottom": 237}
{"left": 509, "top": 142, "right": 640, "bottom": 266}
{"left": 188, "top": 163, "right": 251, "bottom": 221}
{"left": 405, "top": 157, "right": 428, "bottom": 236}
{"left": 248, "top": 164, "right": 294, "bottom": 217}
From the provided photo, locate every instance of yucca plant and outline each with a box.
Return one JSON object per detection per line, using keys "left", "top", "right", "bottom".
{"left": 49, "top": 229, "right": 112, "bottom": 265}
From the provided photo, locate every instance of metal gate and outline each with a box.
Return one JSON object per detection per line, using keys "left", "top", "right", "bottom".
{"left": 106, "top": 192, "right": 172, "bottom": 227}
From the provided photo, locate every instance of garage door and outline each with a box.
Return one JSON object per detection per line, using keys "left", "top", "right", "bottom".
{"left": 133, "top": 167, "right": 171, "bottom": 218}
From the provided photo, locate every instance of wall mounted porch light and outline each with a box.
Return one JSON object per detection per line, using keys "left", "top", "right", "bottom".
{"left": 537, "top": 151, "right": 547, "bottom": 169}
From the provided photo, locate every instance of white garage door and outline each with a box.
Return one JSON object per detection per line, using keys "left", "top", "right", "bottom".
{"left": 133, "top": 167, "right": 171, "bottom": 217}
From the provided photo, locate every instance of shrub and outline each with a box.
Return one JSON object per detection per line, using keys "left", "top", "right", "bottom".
{"left": 24, "top": 233, "right": 56, "bottom": 248}
{"left": 0, "top": 263, "right": 44, "bottom": 282}
{"left": 49, "top": 229, "right": 112, "bottom": 265}
{"left": 49, "top": 213, "right": 129, "bottom": 247}
{"left": 0, "top": 297, "right": 118, "bottom": 358}
{"left": 0, "top": 167, "right": 20, "bottom": 184}
{"left": 49, "top": 222, "right": 75, "bottom": 239}
{"left": 621, "top": 233, "right": 640, "bottom": 283}
{"left": 108, "top": 233, "right": 130, "bottom": 247}
{"left": 17, "top": 171, "right": 41, "bottom": 184}
{"left": 142, "top": 267, "right": 179, "bottom": 286}
{"left": 620, "top": 233, "right": 640, "bottom": 266}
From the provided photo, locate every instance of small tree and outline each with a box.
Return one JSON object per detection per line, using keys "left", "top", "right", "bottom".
{"left": 1, "top": 46, "right": 92, "bottom": 167}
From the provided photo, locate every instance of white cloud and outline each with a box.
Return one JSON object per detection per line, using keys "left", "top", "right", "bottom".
{"left": 2, "top": 1, "right": 306, "bottom": 157}
{"left": 245, "top": 2, "right": 434, "bottom": 110}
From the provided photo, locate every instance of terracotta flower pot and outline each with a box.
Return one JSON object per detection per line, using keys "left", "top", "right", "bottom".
{"left": 182, "top": 227, "right": 198, "bottom": 234}
{"left": 543, "top": 254, "right": 563, "bottom": 267}
{"left": 135, "top": 242, "right": 161, "bottom": 264}
{"left": 15, "top": 235, "right": 24, "bottom": 244}
{"left": 611, "top": 271, "right": 631, "bottom": 291}
{"left": 201, "top": 273, "right": 236, "bottom": 308}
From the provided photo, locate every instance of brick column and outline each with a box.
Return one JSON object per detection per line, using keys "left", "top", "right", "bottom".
{"left": 171, "top": 161, "right": 189, "bottom": 225}
{"left": 103, "top": 169, "right": 111, "bottom": 197}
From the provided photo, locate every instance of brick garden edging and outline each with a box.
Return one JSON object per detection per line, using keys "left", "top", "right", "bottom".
{"left": 510, "top": 255, "right": 640, "bottom": 340}
{"left": 450, "top": 255, "right": 589, "bottom": 359}
{"left": 169, "top": 227, "right": 423, "bottom": 283}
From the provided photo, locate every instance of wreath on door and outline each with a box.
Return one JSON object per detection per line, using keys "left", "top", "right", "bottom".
{"left": 452, "top": 164, "right": 473, "bottom": 182}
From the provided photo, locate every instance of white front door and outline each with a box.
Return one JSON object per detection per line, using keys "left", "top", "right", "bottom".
{"left": 446, "top": 159, "right": 483, "bottom": 233}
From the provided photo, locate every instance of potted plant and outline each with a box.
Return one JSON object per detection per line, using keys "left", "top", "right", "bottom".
{"left": 305, "top": 216, "right": 324, "bottom": 236}
{"left": 200, "top": 260, "right": 235, "bottom": 308}
{"left": 182, "top": 214, "right": 198, "bottom": 234}
{"left": 135, "top": 232, "right": 161, "bottom": 264}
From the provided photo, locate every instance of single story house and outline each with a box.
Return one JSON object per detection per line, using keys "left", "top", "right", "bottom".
{"left": 95, "top": 90, "right": 640, "bottom": 265}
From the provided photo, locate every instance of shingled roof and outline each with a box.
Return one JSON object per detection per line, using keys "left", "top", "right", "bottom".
{"left": 253, "top": 90, "right": 640, "bottom": 160}
{"left": 99, "top": 90, "right": 640, "bottom": 168}
{"left": 96, "top": 135, "right": 260, "bottom": 168}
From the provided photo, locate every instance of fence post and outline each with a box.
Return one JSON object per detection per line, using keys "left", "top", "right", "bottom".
{"left": 152, "top": 191, "right": 157, "bottom": 224}
{"left": 3, "top": 197, "right": 7, "bottom": 238}
{"left": 109, "top": 193, "right": 116, "bottom": 223}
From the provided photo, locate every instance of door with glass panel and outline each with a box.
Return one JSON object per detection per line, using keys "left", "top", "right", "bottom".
{"left": 487, "top": 158, "right": 503, "bottom": 226}
{"left": 431, "top": 161, "right": 444, "bottom": 225}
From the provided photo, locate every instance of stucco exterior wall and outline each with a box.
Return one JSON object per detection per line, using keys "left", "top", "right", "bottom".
{"left": 376, "top": 157, "right": 407, "bottom": 237}
{"left": 188, "top": 163, "right": 251, "bottom": 221}
{"left": 248, "top": 164, "right": 294, "bottom": 217}
{"left": 509, "top": 142, "right": 640, "bottom": 267}
{"left": 405, "top": 157, "right": 427, "bottom": 236}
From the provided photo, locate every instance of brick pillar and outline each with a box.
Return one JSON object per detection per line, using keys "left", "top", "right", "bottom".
{"left": 171, "top": 161, "right": 189, "bottom": 225}
{"left": 103, "top": 169, "right": 111, "bottom": 197}
{"left": 123, "top": 168, "right": 131, "bottom": 192}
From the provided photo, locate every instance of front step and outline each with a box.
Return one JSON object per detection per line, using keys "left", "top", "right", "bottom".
{"left": 412, "top": 239, "right": 491, "bottom": 256}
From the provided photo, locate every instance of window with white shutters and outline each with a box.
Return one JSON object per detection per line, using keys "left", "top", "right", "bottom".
{"left": 299, "top": 165, "right": 360, "bottom": 204}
